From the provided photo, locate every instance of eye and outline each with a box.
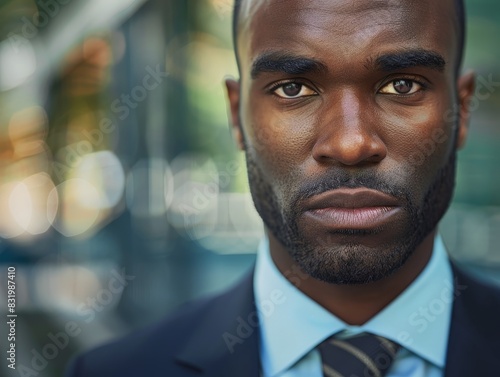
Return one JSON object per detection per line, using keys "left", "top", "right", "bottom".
{"left": 379, "top": 79, "right": 423, "bottom": 95}
{"left": 272, "top": 82, "right": 317, "bottom": 98}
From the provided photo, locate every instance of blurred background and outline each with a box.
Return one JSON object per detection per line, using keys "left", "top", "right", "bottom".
{"left": 0, "top": 0, "right": 498, "bottom": 375}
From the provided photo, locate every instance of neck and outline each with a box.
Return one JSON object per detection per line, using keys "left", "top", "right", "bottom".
{"left": 268, "top": 230, "right": 436, "bottom": 325}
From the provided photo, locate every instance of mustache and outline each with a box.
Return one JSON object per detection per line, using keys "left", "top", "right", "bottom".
{"left": 292, "top": 169, "right": 411, "bottom": 206}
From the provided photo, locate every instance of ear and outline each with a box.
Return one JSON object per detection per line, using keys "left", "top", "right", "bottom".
{"left": 225, "top": 78, "right": 244, "bottom": 150}
{"left": 456, "top": 70, "right": 475, "bottom": 149}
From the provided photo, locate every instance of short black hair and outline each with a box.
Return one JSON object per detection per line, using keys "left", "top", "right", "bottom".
{"left": 232, "top": 0, "right": 466, "bottom": 75}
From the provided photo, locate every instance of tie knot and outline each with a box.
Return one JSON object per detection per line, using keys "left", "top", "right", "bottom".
{"left": 318, "top": 332, "right": 400, "bottom": 377}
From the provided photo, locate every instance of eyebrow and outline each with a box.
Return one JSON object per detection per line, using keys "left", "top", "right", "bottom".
{"left": 251, "top": 52, "right": 328, "bottom": 79}
{"left": 373, "top": 49, "right": 446, "bottom": 72}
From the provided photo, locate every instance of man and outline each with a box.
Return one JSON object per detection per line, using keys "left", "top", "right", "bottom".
{"left": 65, "top": 0, "right": 500, "bottom": 376}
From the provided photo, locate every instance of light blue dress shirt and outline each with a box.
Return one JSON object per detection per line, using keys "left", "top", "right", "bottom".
{"left": 254, "top": 236, "right": 454, "bottom": 377}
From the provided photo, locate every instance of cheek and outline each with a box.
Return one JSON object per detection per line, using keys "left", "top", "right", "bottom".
{"left": 242, "top": 94, "right": 318, "bottom": 177}
{"left": 381, "top": 101, "right": 456, "bottom": 185}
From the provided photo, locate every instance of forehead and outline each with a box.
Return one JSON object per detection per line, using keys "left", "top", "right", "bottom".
{"left": 238, "top": 0, "right": 457, "bottom": 75}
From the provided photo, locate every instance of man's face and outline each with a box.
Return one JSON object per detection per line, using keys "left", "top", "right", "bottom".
{"left": 227, "top": 0, "right": 474, "bottom": 284}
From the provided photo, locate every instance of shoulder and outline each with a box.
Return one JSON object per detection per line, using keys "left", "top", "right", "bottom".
{"left": 64, "top": 296, "right": 217, "bottom": 377}
{"left": 452, "top": 264, "right": 500, "bottom": 318}
{"left": 64, "top": 270, "right": 255, "bottom": 377}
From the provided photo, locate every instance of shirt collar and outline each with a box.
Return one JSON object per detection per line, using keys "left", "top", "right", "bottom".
{"left": 254, "top": 236, "right": 453, "bottom": 376}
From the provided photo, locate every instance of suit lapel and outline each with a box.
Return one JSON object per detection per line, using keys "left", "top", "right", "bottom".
{"left": 444, "top": 264, "right": 500, "bottom": 376}
{"left": 175, "top": 269, "right": 261, "bottom": 377}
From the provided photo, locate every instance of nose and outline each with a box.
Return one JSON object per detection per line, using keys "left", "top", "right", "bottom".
{"left": 312, "top": 91, "right": 387, "bottom": 166}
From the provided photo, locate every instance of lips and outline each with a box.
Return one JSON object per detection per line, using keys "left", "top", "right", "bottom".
{"left": 302, "top": 188, "right": 401, "bottom": 230}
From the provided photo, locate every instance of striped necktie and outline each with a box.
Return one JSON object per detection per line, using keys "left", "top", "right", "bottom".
{"left": 318, "top": 332, "right": 400, "bottom": 377}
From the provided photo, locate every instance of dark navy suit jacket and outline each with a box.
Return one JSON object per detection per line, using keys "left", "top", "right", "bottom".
{"left": 64, "top": 264, "right": 500, "bottom": 377}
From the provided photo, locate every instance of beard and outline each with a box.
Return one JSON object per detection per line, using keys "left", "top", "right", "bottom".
{"left": 245, "top": 146, "right": 456, "bottom": 285}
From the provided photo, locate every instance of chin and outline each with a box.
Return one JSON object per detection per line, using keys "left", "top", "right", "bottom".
{"left": 288, "top": 235, "right": 416, "bottom": 285}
